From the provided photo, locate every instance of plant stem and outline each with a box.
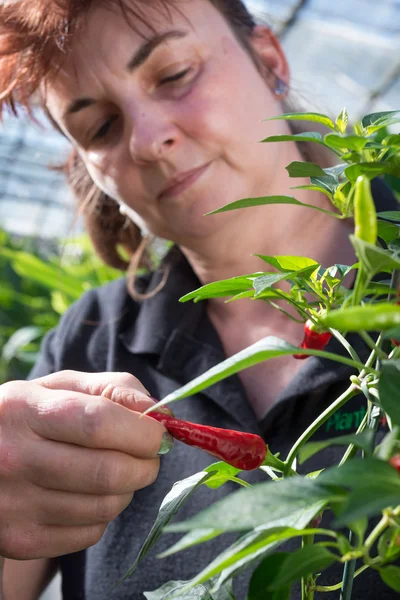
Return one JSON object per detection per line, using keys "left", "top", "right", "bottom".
{"left": 302, "top": 534, "right": 315, "bottom": 600}
{"left": 358, "top": 331, "right": 387, "bottom": 360}
{"left": 330, "top": 329, "right": 362, "bottom": 364}
{"left": 339, "top": 410, "right": 369, "bottom": 466}
{"left": 284, "top": 384, "right": 358, "bottom": 473}
{"left": 365, "top": 515, "right": 389, "bottom": 554}
{"left": 340, "top": 530, "right": 357, "bottom": 600}
{"left": 313, "top": 564, "right": 370, "bottom": 592}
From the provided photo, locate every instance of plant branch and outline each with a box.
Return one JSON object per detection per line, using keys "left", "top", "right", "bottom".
{"left": 365, "top": 515, "right": 390, "bottom": 554}
{"left": 284, "top": 384, "right": 359, "bottom": 473}
{"left": 340, "top": 530, "right": 357, "bottom": 600}
{"left": 339, "top": 409, "right": 369, "bottom": 465}
{"left": 330, "top": 328, "right": 362, "bottom": 364}
{"left": 358, "top": 331, "right": 388, "bottom": 360}
{"left": 313, "top": 564, "right": 370, "bottom": 592}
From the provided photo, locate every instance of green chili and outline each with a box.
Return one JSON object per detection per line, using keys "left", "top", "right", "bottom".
{"left": 323, "top": 303, "right": 400, "bottom": 331}
{"left": 354, "top": 174, "right": 377, "bottom": 246}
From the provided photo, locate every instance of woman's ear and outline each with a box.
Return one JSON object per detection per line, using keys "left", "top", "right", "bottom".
{"left": 249, "top": 25, "right": 290, "bottom": 94}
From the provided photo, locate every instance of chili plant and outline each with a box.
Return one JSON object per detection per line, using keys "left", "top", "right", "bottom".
{"left": 118, "top": 108, "right": 400, "bottom": 599}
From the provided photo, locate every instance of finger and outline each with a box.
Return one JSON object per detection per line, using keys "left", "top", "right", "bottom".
{"left": 34, "top": 370, "right": 155, "bottom": 412}
{"left": 0, "top": 478, "right": 134, "bottom": 527}
{"left": 22, "top": 438, "right": 160, "bottom": 494}
{"left": 25, "top": 384, "right": 167, "bottom": 458}
{"left": 1, "top": 523, "right": 109, "bottom": 560}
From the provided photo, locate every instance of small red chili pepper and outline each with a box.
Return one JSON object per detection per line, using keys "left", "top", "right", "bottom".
{"left": 148, "top": 411, "right": 267, "bottom": 470}
{"left": 293, "top": 319, "right": 332, "bottom": 360}
{"left": 389, "top": 454, "right": 400, "bottom": 473}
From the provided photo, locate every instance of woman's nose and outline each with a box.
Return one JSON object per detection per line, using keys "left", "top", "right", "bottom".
{"left": 128, "top": 107, "right": 179, "bottom": 164}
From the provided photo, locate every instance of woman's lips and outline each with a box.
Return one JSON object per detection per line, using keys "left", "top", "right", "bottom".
{"left": 158, "top": 163, "right": 210, "bottom": 200}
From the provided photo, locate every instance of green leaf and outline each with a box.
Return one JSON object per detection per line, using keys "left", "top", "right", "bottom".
{"left": 265, "top": 112, "right": 335, "bottom": 131}
{"left": 322, "top": 303, "right": 400, "bottom": 331}
{"left": 377, "top": 220, "right": 399, "bottom": 244}
{"left": 345, "top": 162, "right": 389, "bottom": 182}
{"left": 204, "top": 462, "right": 241, "bottom": 489}
{"left": 166, "top": 478, "right": 336, "bottom": 534}
{"left": 286, "top": 162, "right": 327, "bottom": 178}
{"left": 260, "top": 132, "right": 325, "bottom": 145}
{"left": 349, "top": 517, "right": 368, "bottom": 544}
{"left": 247, "top": 553, "right": 291, "bottom": 600}
{"left": 299, "top": 430, "right": 375, "bottom": 464}
{"left": 253, "top": 255, "right": 319, "bottom": 273}
{"left": 376, "top": 426, "right": 400, "bottom": 460}
{"left": 290, "top": 184, "right": 333, "bottom": 201}
{"left": 382, "top": 135, "right": 400, "bottom": 147}
{"left": 270, "top": 545, "right": 336, "bottom": 589}
{"left": 350, "top": 235, "right": 400, "bottom": 275}
{"left": 362, "top": 110, "right": 400, "bottom": 128}
{"left": 158, "top": 529, "right": 222, "bottom": 559}
{"left": 0, "top": 250, "right": 85, "bottom": 299}
{"left": 336, "top": 107, "right": 348, "bottom": 134}
{"left": 365, "top": 284, "right": 399, "bottom": 297}
{"left": 379, "top": 361, "right": 400, "bottom": 426}
{"left": 252, "top": 266, "right": 318, "bottom": 296}
{"left": 146, "top": 337, "right": 362, "bottom": 412}
{"left": 317, "top": 458, "right": 400, "bottom": 526}
{"left": 179, "top": 274, "right": 261, "bottom": 303}
{"left": 384, "top": 326, "right": 400, "bottom": 341}
{"left": 366, "top": 118, "right": 400, "bottom": 134}
{"left": 378, "top": 527, "right": 397, "bottom": 559}
{"left": 380, "top": 566, "right": 400, "bottom": 592}
{"left": 252, "top": 272, "right": 298, "bottom": 295}
{"left": 144, "top": 579, "right": 236, "bottom": 600}
{"left": 1, "top": 326, "right": 43, "bottom": 362}
{"left": 324, "top": 134, "right": 368, "bottom": 153}
{"left": 377, "top": 211, "right": 400, "bottom": 223}
{"left": 169, "top": 503, "right": 327, "bottom": 594}
{"left": 115, "top": 471, "right": 216, "bottom": 586}
{"left": 205, "top": 195, "right": 340, "bottom": 218}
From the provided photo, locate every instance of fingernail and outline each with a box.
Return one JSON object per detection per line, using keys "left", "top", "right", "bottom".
{"left": 149, "top": 397, "right": 175, "bottom": 417}
{"left": 158, "top": 432, "right": 174, "bottom": 456}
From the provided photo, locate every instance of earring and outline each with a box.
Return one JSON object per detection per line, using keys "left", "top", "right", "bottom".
{"left": 274, "top": 78, "right": 288, "bottom": 98}
{"left": 119, "top": 205, "right": 127, "bottom": 215}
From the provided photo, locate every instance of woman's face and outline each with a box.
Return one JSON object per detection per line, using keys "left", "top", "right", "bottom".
{"left": 46, "top": 0, "right": 289, "bottom": 243}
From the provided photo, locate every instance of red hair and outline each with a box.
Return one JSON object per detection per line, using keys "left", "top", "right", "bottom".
{"left": 0, "top": 0, "right": 258, "bottom": 298}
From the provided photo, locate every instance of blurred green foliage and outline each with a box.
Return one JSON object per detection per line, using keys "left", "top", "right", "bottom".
{"left": 0, "top": 228, "right": 126, "bottom": 384}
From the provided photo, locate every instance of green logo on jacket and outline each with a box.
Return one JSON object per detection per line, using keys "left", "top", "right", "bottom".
{"left": 325, "top": 407, "right": 367, "bottom": 433}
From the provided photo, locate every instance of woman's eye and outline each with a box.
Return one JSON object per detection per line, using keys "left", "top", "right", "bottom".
{"left": 92, "top": 116, "right": 118, "bottom": 141}
{"left": 159, "top": 68, "right": 191, "bottom": 86}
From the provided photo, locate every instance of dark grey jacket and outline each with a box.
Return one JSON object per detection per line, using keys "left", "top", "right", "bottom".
{"left": 27, "top": 181, "right": 398, "bottom": 599}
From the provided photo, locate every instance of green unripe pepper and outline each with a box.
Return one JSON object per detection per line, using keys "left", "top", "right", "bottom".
{"left": 354, "top": 174, "right": 377, "bottom": 245}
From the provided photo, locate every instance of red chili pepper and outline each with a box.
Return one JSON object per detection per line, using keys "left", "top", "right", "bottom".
{"left": 389, "top": 454, "right": 400, "bottom": 473}
{"left": 148, "top": 411, "right": 267, "bottom": 470}
{"left": 293, "top": 319, "right": 332, "bottom": 360}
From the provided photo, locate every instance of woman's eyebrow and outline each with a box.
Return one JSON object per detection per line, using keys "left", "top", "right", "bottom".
{"left": 126, "top": 29, "right": 188, "bottom": 72}
{"left": 64, "top": 29, "right": 188, "bottom": 118}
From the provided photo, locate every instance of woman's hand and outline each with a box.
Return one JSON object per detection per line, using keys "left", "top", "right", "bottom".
{"left": 0, "top": 371, "right": 169, "bottom": 560}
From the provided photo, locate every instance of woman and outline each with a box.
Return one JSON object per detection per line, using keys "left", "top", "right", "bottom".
{"left": 0, "top": 0, "right": 397, "bottom": 598}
